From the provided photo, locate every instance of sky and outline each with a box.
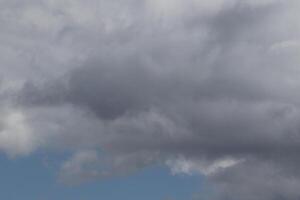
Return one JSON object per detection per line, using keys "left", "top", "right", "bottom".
{"left": 0, "top": 152, "right": 202, "bottom": 200}
{"left": 1, "top": 0, "right": 300, "bottom": 199}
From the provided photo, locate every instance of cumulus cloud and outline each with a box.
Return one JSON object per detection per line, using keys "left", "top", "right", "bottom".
{"left": 1, "top": 0, "right": 300, "bottom": 199}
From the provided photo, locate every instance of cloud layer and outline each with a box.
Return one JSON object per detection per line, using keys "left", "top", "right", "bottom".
{"left": 1, "top": 0, "right": 300, "bottom": 199}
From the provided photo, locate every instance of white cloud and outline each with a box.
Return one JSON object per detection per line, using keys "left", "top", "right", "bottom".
{"left": 0, "top": 109, "right": 36, "bottom": 157}
{"left": 166, "top": 157, "right": 242, "bottom": 176}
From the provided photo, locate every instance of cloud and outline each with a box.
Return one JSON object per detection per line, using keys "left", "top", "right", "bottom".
{"left": 209, "top": 159, "right": 300, "bottom": 200}
{"left": 1, "top": 0, "right": 300, "bottom": 199}
{"left": 58, "top": 150, "right": 102, "bottom": 185}
{"left": 0, "top": 109, "right": 36, "bottom": 157}
{"left": 166, "top": 156, "right": 243, "bottom": 176}
{"left": 59, "top": 149, "right": 159, "bottom": 185}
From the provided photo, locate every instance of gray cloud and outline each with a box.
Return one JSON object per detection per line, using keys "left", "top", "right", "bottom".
{"left": 209, "top": 159, "right": 300, "bottom": 200}
{"left": 1, "top": 0, "right": 300, "bottom": 199}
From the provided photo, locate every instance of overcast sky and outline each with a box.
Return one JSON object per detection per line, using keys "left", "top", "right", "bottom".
{"left": 1, "top": 0, "right": 300, "bottom": 199}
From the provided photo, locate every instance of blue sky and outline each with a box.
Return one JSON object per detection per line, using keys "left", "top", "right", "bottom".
{"left": 0, "top": 153, "right": 203, "bottom": 200}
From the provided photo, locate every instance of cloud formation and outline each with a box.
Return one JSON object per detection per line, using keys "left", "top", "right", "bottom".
{"left": 1, "top": 0, "right": 300, "bottom": 199}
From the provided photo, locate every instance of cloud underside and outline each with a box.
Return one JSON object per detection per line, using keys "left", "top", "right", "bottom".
{"left": 1, "top": 0, "right": 300, "bottom": 199}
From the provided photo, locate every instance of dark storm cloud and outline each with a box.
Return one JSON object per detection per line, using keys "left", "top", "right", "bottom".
{"left": 209, "top": 159, "right": 300, "bottom": 200}
{"left": 2, "top": 0, "right": 300, "bottom": 198}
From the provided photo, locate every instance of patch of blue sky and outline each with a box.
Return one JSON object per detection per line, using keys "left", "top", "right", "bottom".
{"left": 0, "top": 152, "right": 203, "bottom": 200}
